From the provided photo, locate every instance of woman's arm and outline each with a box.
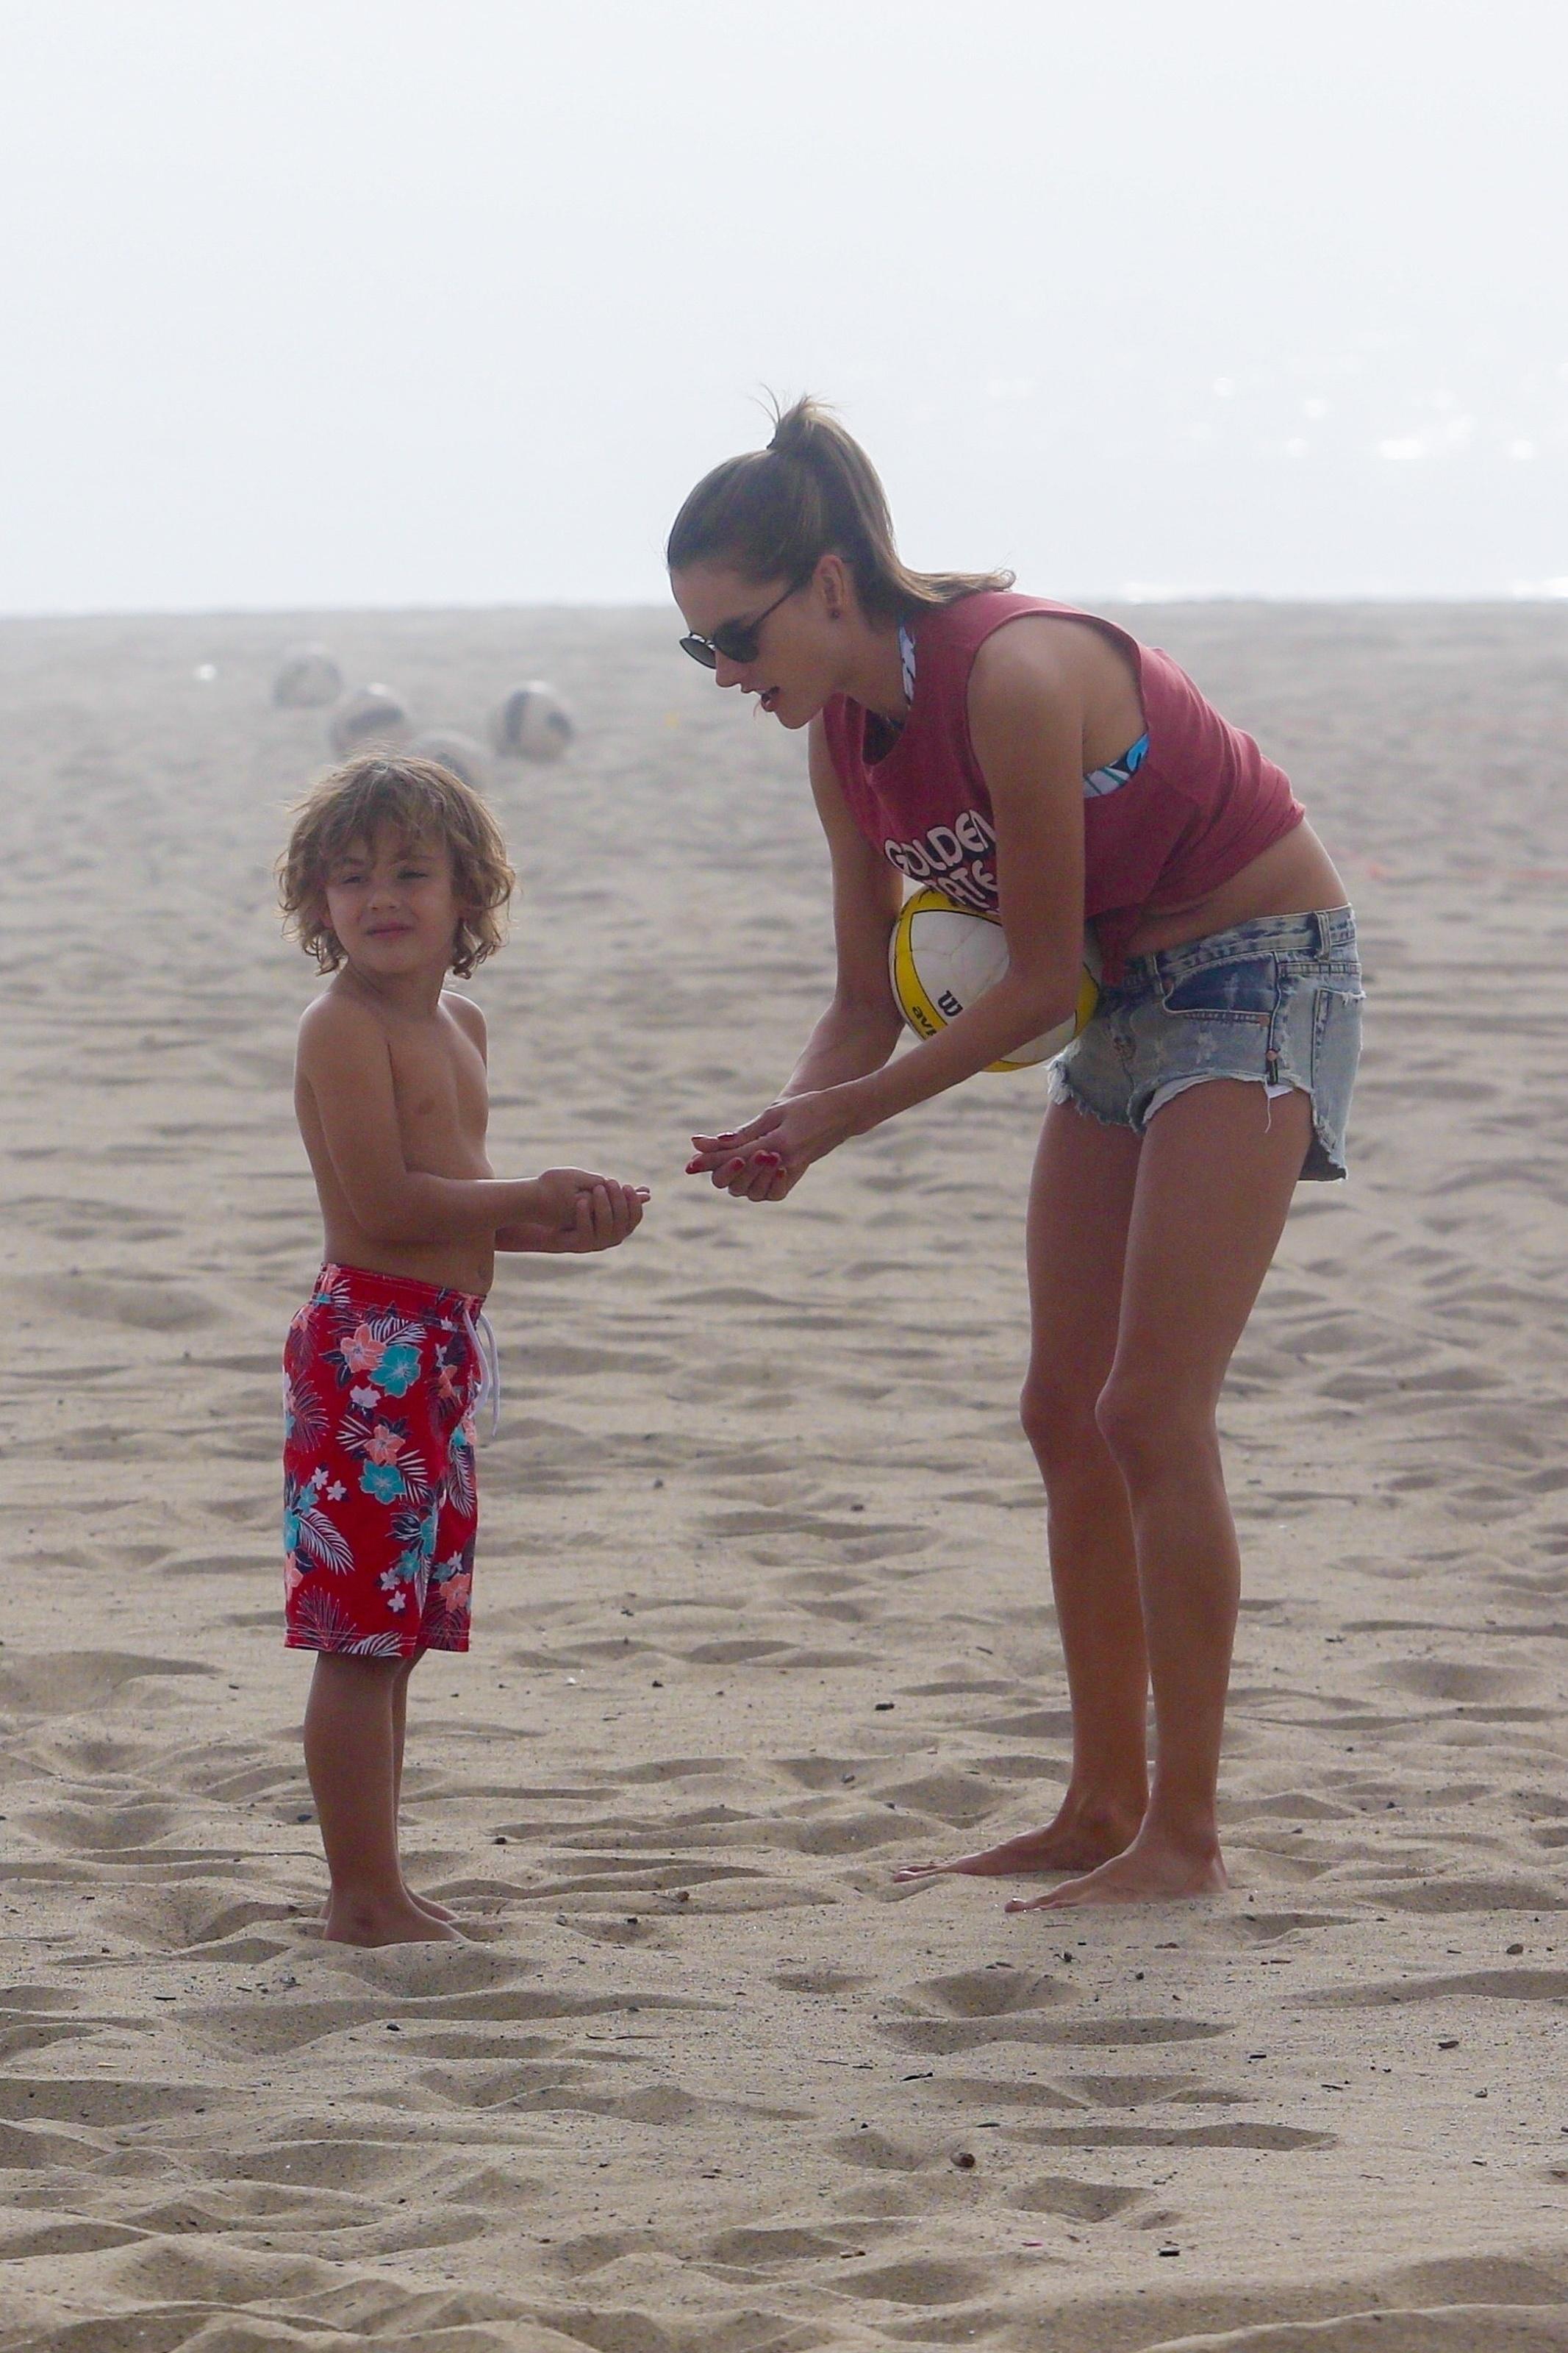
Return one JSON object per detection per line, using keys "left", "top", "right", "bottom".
{"left": 776, "top": 715, "right": 906, "bottom": 1094}
{"left": 693, "top": 624, "right": 1089, "bottom": 1196}
{"left": 843, "top": 621, "right": 1088, "bottom": 1124}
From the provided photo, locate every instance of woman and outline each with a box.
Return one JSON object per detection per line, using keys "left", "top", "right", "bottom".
{"left": 670, "top": 399, "right": 1361, "bottom": 1910}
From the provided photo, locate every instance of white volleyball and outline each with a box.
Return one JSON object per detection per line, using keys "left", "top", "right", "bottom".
{"left": 488, "top": 681, "right": 573, "bottom": 763}
{"left": 889, "top": 888, "right": 1101, "bottom": 1073}
{"left": 410, "top": 729, "right": 493, "bottom": 795}
{"left": 328, "top": 685, "right": 412, "bottom": 759}
{"left": 273, "top": 645, "right": 343, "bottom": 708}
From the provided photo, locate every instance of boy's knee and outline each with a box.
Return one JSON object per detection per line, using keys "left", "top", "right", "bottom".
{"left": 312, "top": 1651, "right": 405, "bottom": 1685}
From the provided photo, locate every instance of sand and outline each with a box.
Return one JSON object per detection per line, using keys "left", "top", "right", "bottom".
{"left": 2, "top": 601, "right": 1568, "bottom": 2350}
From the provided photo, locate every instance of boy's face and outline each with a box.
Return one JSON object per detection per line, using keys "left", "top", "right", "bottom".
{"left": 323, "top": 826, "right": 462, "bottom": 980}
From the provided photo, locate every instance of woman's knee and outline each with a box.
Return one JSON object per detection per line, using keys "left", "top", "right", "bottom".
{"left": 1020, "top": 1368, "right": 1106, "bottom": 1472}
{"left": 1094, "top": 1377, "right": 1217, "bottom": 1484}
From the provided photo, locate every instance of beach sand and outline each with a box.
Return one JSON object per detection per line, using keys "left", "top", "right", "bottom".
{"left": 2, "top": 602, "right": 1568, "bottom": 2349}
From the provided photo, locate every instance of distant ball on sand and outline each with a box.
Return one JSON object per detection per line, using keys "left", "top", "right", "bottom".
{"left": 272, "top": 646, "right": 343, "bottom": 708}
{"left": 328, "top": 685, "right": 412, "bottom": 759}
{"left": 889, "top": 888, "right": 1101, "bottom": 1073}
{"left": 487, "top": 682, "right": 573, "bottom": 763}
{"left": 410, "top": 729, "right": 493, "bottom": 794}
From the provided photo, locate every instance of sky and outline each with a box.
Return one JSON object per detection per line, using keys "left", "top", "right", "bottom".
{"left": 1, "top": 0, "right": 1564, "bottom": 612}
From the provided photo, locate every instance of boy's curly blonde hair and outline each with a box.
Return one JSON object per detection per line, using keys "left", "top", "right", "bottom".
{"left": 279, "top": 753, "right": 515, "bottom": 979}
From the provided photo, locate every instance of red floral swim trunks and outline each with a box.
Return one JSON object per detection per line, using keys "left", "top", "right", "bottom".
{"left": 282, "top": 1263, "right": 485, "bottom": 1657}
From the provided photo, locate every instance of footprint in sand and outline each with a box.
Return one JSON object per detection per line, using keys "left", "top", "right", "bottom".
{"left": 1010, "top": 2174, "right": 1146, "bottom": 2221}
{"left": 2, "top": 1193, "right": 179, "bottom": 1244}
{"left": 1020, "top": 2120, "right": 1336, "bottom": 2151}
{"left": 771, "top": 1967, "right": 874, "bottom": 1995}
{"left": 0, "top": 1650, "right": 212, "bottom": 1718}
{"left": 24, "top": 1796, "right": 189, "bottom": 1854}
{"left": 833, "top": 2254, "right": 999, "bottom": 2307}
{"left": 701, "top": 2222, "right": 866, "bottom": 2267}
{"left": 1, "top": 1271, "right": 218, "bottom": 1332}
{"left": 1306, "top": 1965, "right": 1568, "bottom": 2008}
{"left": 227, "top": 2138, "right": 424, "bottom": 2192}
{"left": 0, "top": 2017, "right": 96, "bottom": 2065}
{"left": 909, "top": 1963, "right": 1067, "bottom": 2021}
{"left": 1378, "top": 1659, "right": 1545, "bottom": 1705}
{"left": 0, "top": 2077, "right": 210, "bottom": 2129}
{"left": 830, "top": 2125, "right": 946, "bottom": 2173}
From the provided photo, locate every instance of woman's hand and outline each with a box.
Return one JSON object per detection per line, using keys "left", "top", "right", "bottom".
{"left": 687, "top": 1088, "right": 859, "bottom": 1202}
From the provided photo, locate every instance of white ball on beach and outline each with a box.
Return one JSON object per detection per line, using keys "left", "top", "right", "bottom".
{"left": 272, "top": 646, "right": 343, "bottom": 707}
{"left": 328, "top": 685, "right": 412, "bottom": 759}
{"left": 889, "top": 889, "right": 1101, "bottom": 1072}
{"left": 487, "top": 682, "right": 573, "bottom": 762}
{"left": 410, "top": 729, "right": 493, "bottom": 794}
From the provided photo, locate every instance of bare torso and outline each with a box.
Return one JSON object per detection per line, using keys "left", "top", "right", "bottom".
{"left": 1123, "top": 821, "right": 1346, "bottom": 956}
{"left": 296, "top": 986, "right": 497, "bottom": 1296}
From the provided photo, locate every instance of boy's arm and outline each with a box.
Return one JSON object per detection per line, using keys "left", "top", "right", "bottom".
{"left": 440, "top": 994, "right": 649, "bottom": 1248}
{"left": 299, "top": 996, "right": 590, "bottom": 1244}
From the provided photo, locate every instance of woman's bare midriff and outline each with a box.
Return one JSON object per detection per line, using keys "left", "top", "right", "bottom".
{"left": 1121, "top": 821, "right": 1348, "bottom": 959}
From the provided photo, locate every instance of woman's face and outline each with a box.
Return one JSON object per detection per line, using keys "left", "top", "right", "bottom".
{"left": 670, "top": 558, "right": 842, "bottom": 732}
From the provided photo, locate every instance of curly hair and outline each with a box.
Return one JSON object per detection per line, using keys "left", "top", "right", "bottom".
{"left": 279, "top": 753, "right": 515, "bottom": 979}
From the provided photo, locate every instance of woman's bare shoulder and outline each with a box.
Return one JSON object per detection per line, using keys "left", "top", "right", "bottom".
{"left": 970, "top": 610, "right": 1125, "bottom": 698}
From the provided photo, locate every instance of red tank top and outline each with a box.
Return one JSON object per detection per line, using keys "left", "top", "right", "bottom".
{"left": 820, "top": 591, "right": 1304, "bottom": 980}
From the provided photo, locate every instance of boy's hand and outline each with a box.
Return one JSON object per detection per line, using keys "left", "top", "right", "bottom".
{"left": 498, "top": 1172, "right": 649, "bottom": 1253}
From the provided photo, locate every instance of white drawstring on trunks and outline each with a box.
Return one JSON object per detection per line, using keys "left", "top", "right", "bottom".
{"left": 463, "top": 1306, "right": 501, "bottom": 1441}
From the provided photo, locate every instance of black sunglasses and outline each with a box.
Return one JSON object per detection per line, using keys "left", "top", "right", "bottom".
{"left": 679, "top": 577, "right": 804, "bottom": 669}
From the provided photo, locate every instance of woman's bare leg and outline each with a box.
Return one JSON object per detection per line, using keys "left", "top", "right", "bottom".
{"left": 1009, "top": 1079, "right": 1311, "bottom": 1911}
{"left": 303, "top": 1654, "right": 459, "bottom": 1945}
{"left": 895, "top": 1099, "right": 1147, "bottom": 1881}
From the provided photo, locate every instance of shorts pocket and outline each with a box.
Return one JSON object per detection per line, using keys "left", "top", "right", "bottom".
{"left": 1159, "top": 954, "right": 1279, "bottom": 1021}
{"left": 1310, "top": 981, "right": 1364, "bottom": 1093}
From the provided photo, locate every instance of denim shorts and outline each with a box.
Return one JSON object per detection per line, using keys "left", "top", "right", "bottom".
{"left": 1048, "top": 907, "right": 1364, "bottom": 1181}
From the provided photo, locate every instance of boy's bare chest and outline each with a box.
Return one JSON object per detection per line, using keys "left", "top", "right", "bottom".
{"left": 387, "top": 1027, "right": 488, "bottom": 1164}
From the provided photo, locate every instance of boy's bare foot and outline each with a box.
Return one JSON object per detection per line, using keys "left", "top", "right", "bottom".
{"left": 1004, "top": 1827, "right": 1227, "bottom": 1911}
{"left": 323, "top": 1891, "right": 464, "bottom": 1946}
{"left": 892, "top": 1796, "right": 1143, "bottom": 1884}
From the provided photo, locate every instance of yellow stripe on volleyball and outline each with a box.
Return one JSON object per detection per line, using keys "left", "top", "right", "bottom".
{"left": 1075, "top": 963, "right": 1100, "bottom": 1029}
{"left": 889, "top": 887, "right": 957, "bottom": 1042}
{"left": 889, "top": 887, "right": 1100, "bottom": 1074}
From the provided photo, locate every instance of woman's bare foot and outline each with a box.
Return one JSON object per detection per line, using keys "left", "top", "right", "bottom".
{"left": 323, "top": 1890, "right": 464, "bottom": 1946}
{"left": 407, "top": 1889, "right": 457, "bottom": 1924}
{"left": 1004, "top": 1826, "right": 1227, "bottom": 1911}
{"left": 892, "top": 1795, "right": 1144, "bottom": 1885}
{"left": 320, "top": 1885, "right": 457, "bottom": 1927}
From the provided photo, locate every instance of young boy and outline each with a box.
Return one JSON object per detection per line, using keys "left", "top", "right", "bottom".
{"left": 278, "top": 752, "right": 648, "bottom": 1946}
